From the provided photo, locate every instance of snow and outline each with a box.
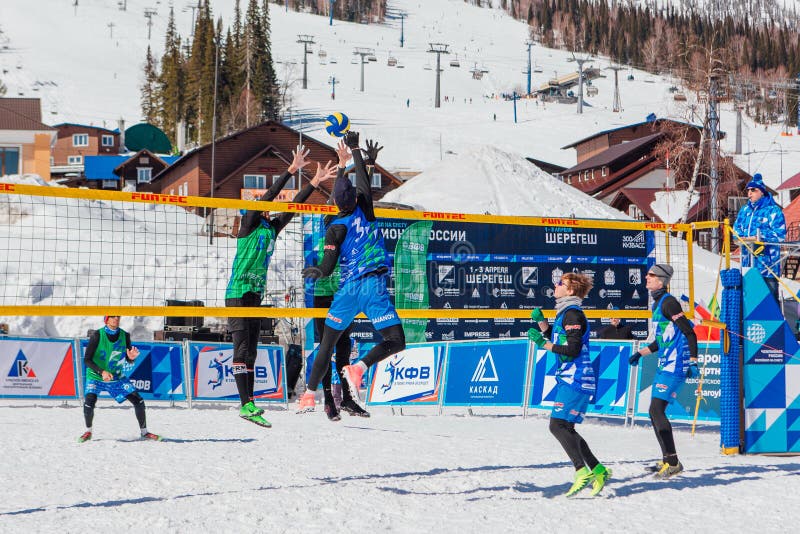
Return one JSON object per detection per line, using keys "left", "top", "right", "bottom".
{"left": 0, "top": 401, "right": 797, "bottom": 530}
{"left": 380, "top": 144, "right": 629, "bottom": 219}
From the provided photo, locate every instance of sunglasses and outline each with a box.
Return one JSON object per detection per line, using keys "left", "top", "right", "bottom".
{"left": 746, "top": 188, "right": 760, "bottom": 192}
{"left": 645, "top": 272, "right": 658, "bottom": 278}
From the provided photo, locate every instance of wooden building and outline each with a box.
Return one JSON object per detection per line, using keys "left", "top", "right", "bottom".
{"left": 0, "top": 98, "right": 56, "bottom": 180}
{"left": 51, "top": 123, "right": 121, "bottom": 178}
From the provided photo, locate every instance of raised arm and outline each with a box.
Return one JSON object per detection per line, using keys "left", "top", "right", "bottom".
{"left": 344, "top": 132, "right": 376, "bottom": 220}
{"left": 271, "top": 161, "right": 337, "bottom": 233}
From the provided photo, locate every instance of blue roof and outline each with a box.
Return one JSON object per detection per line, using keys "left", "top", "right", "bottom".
{"left": 84, "top": 155, "right": 128, "bottom": 180}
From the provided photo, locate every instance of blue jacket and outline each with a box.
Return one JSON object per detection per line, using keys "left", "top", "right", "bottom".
{"left": 733, "top": 194, "right": 786, "bottom": 276}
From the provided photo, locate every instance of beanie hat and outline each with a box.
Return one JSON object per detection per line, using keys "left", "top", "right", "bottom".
{"left": 647, "top": 264, "right": 674, "bottom": 287}
{"left": 746, "top": 173, "right": 768, "bottom": 196}
{"left": 333, "top": 177, "right": 357, "bottom": 211}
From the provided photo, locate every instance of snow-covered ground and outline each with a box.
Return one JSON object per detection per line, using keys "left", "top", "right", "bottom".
{"left": 1, "top": 0, "right": 797, "bottom": 192}
{"left": 0, "top": 401, "right": 797, "bottom": 531}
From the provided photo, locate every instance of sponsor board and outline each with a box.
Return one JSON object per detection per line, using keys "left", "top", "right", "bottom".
{"left": 80, "top": 340, "right": 186, "bottom": 401}
{"left": 190, "top": 343, "right": 284, "bottom": 401}
{"left": 529, "top": 340, "right": 633, "bottom": 416}
{"left": 633, "top": 342, "right": 722, "bottom": 422}
{"left": 367, "top": 344, "right": 445, "bottom": 404}
{"left": 0, "top": 337, "right": 77, "bottom": 398}
{"left": 443, "top": 339, "right": 529, "bottom": 406}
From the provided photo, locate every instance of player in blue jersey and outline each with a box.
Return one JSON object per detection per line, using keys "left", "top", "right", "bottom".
{"left": 628, "top": 264, "right": 699, "bottom": 479}
{"left": 528, "top": 272, "right": 610, "bottom": 497}
{"left": 299, "top": 131, "right": 406, "bottom": 412}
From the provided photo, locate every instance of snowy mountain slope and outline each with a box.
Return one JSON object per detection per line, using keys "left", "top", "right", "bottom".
{"left": 0, "top": 0, "right": 796, "bottom": 189}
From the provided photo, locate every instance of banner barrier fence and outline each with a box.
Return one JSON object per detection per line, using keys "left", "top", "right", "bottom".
{"left": 0, "top": 336, "right": 78, "bottom": 399}
{"left": 633, "top": 342, "right": 723, "bottom": 423}
{"left": 0, "top": 334, "right": 722, "bottom": 425}
{"left": 188, "top": 342, "right": 286, "bottom": 403}
{"left": 78, "top": 339, "right": 186, "bottom": 402}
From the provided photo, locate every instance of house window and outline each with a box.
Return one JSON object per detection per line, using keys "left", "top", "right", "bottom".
{"left": 591, "top": 169, "right": 595, "bottom": 180}
{"left": 583, "top": 170, "right": 589, "bottom": 181}
{"left": 371, "top": 172, "right": 382, "bottom": 189}
{"left": 67, "top": 155, "right": 83, "bottom": 165}
{"left": 137, "top": 167, "right": 152, "bottom": 183}
{"left": 102, "top": 179, "right": 118, "bottom": 189}
{"left": 72, "top": 134, "right": 89, "bottom": 147}
{"left": 274, "top": 174, "right": 296, "bottom": 189}
{"left": 0, "top": 147, "right": 20, "bottom": 176}
{"left": 348, "top": 173, "right": 357, "bottom": 186}
{"left": 178, "top": 183, "right": 188, "bottom": 196}
{"left": 101, "top": 135, "right": 114, "bottom": 147}
{"left": 601, "top": 166, "right": 608, "bottom": 177}
{"left": 244, "top": 174, "right": 267, "bottom": 189}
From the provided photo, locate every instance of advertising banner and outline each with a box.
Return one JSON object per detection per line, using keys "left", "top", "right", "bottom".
{"left": 302, "top": 215, "right": 653, "bottom": 346}
{"left": 79, "top": 340, "right": 185, "bottom": 401}
{"left": 189, "top": 342, "right": 285, "bottom": 402}
{"left": 442, "top": 339, "right": 530, "bottom": 406}
{"left": 634, "top": 342, "right": 722, "bottom": 422}
{"left": 366, "top": 343, "right": 445, "bottom": 405}
{"left": 741, "top": 269, "right": 800, "bottom": 453}
{"left": 0, "top": 337, "right": 77, "bottom": 398}
{"left": 528, "top": 340, "right": 633, "bottom": 416}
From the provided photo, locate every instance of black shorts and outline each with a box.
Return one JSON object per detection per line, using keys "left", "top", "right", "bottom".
{"left": 226, "top": 292, "right": 263, "bottom": 332}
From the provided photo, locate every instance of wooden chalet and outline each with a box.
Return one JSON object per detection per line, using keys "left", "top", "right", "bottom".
{"left": 51, "top": 123, "right": 121, "bottom": 179}
{"left": 0, "top": 98, "right": 56, "bottom": 180}
{"left": 142, "top": 120, "right": 402, "bottom": 205}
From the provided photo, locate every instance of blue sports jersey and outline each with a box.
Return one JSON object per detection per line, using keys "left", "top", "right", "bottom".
{"left": 330, "top": 206, "right": 388, "bottom": 283}
{"left": 652, "top": 293, "right": 692, "bottom": 376}
{"left": 550, "top": 305, "right": 595, "bottom": 394}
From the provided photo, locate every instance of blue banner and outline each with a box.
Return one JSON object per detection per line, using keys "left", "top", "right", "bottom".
{"left": 189, "top": 342, "right": 285, "bottom": 402}
{"left": 442, "top": 339, "right": 530, "bottom": 406}
{"left": 634, "top": 341, "right": 722, "bottom": 422}
{"left": 366, "top": 343, "right": 446, "bottom": 405}
{"left": 79, "top": 340, "right": 185, "bottom": 401}
{"left": 529, "top": 340, "right": 633, "bottom": 416}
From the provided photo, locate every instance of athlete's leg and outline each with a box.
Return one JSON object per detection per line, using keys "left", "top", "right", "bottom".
{"left": 83, "top": 393, "right": 98, "bottom": 429}
{"left": 307, "top": 325, "right": 345, "bottom": 392}
{"left": 126, "top": 392, "right": 147, "bottom": 430}
{"left": 245, "top": 318, "right": 260, "bottom": 400}
{"left": 360, "top": 324, "right": 406, "bottom": 367}
{"left": 549, "top": 418, "right": 585, "bottom": 470}
{"left": 335, "top": 323, "right": 354, "bottom": 402}
{"left": 649, "top": 398, "right": 678, "bottom": 463}
{"left": 231, "top": 328, "right": 252, "bottom": 405}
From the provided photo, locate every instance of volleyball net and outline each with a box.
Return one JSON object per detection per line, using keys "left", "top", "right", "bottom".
{"left": 0, "top": 181, "right": 716, "bottom": 326}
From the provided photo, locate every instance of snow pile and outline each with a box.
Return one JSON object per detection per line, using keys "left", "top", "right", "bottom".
{"left": 651, "top": 190, "right": 698, "bottom": 224}
{"left": 381, "top": 144, "right": 629, "bottom": 219}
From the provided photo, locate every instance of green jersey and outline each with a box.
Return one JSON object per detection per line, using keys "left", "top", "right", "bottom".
{"left": 226, "top": 221, "right": 276, "bottom": 299}
{"left": 86, "top": 328, "right": 130, "bottom": 381}
{"left": 313, "top": 235, "right": 341, "bottom": 297}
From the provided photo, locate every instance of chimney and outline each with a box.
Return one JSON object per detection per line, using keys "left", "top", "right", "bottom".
{"left": 118, "top": 118, "right": 126, "bottom": 153}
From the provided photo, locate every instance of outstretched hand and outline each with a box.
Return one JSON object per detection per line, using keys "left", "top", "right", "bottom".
{"left": 288, "top": 144, "right": 311, "bottom": 173}
{"left": 343, "top": 131, "right": 360, "bottom": 149}
{"left": 127, "top": 346, "right": 140, "bottom": 360}
{"left": 311, "top": 161, "right": 337, "bottom": 187}
{"left": 363, "top": 139, "right": 383, "bottom": 165}
{"left": 336, "top": 139, "right": 351, "bottom": 167}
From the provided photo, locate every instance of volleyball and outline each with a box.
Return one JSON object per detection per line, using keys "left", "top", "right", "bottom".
{"left": 325, "top": 112, "right": 350, "bottom": 137}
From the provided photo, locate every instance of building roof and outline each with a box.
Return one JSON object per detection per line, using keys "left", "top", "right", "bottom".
{"left": 777, "top": 171, "right": 800, "bottom": 191}
{"left": 558, "top": 133, "right": 664, "bottom": 176}
{"left": 561, "top": 118, "right": 706, "bottom": 149}
{"left": 113, "top": 149, "right": 176, "bottom": 174}
{"left": 0, "top": 98, "right": 54, "bottom": 131}
{"left": 53, "top": 123, "right": 119, "bottom": 134}
{"left": 85, "top": 153, "right": 179, "bottom": 180}
{"left": 611, "top": 187, "right": 706, "bottom": 222}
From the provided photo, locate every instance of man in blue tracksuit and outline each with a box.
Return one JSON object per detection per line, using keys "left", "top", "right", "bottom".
{"left": 629, "top": 264, "right": 699, "bottom": 479}
{"left": 528, "top": 272, "right": 610, "bottom": 497}
{"left": 299, "top": 131, "right": 406, "bottom": 412}
{"left": 733, "top": 173, "right": 786, "bottom": 303}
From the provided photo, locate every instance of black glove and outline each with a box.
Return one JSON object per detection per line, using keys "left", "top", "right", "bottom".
{"left": 343, "top": 131, "right": 360, "bottom": 149}
{"left": 301, "top": 266, "right": 323, "bottom": 280}
{"left": 629, "top": 351, "right": 642, "bottom": 366}
{"left": 363, "top": 139, "right": 383, "bottom": 165}
{"left": 686, "top": 360, "right": 700, "bottom": 379}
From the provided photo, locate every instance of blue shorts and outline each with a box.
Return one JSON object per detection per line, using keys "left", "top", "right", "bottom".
{"left": 325, "top": 273, "right": 401, "bottom": 331}
{"left": 550, "top": 384, "right": 591, "bottom": 424}
{"left": 85, "top": 378, "right": 137, "bottom": 403}
{"left": 651, "top": 371, "right": 686, "bottom": 404}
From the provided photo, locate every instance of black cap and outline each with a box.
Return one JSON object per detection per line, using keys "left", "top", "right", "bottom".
{"left": 333, "top": 177, "right": 357, "bottom": 211}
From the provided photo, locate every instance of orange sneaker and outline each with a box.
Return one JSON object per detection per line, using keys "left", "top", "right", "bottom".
{"left": 341, "top": 364, "right": 365, "bottom": 401}
{"left": 296, "top": 391, "right": 316, "bottom": 413}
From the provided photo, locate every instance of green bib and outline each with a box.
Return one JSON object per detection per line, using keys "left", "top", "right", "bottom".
{"left": 86, "top": 328, "right": 129, "bottom": 381}
{"left": 313, "top": 235, "right": 341, "bottom": 297}
{"left": 226, "top": 222, "right": 276, "bottom": 299}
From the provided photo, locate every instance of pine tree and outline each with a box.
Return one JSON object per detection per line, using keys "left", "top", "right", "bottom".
{"left": 141, "top": 45, "right": 160, "bottom": 125}
{"left": 158, "top": 6, "right": 186, "bottom": 147}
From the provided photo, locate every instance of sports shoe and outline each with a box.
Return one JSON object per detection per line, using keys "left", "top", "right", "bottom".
{"left": 590, "top": 464, "right": 611, "bottom": 496}
{"left": 565, "top": 466, "right": 593, "bottom": 497}
{"left": 141, "top": 432, "right": 163, "bottom": 441}
{"left": 340, "top": 398, "right": 370, "bottom": 418}
{"left": 324, "top": 402, "right": 341, "bottom": 421}
{"left": 249, "top": 400, "right": 265, "bottom": 416}
{"left": 645, "top": 461, "right": 665, "bottom": 473}
{"left": 341, "top": 364, "right": 365, "bottom": 401}
{"left": 296, "top": 391, "right": 316, "bottom": 414}
{"left": 77, "top": 431, "right": 92, "bottom": 443}
{"left": 240, "top": 401, "right": 272, "bottom": 427}
{"left": 654, "top": 461, "right": 684, "bottom": 479}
